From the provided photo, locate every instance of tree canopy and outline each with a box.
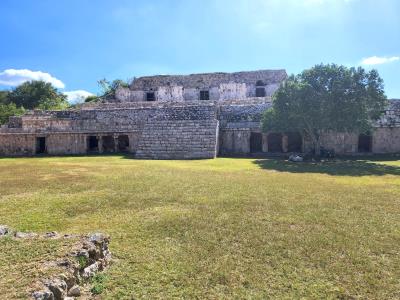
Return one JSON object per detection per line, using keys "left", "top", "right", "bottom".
{"left": 0, "top": 91, "right": 9, "bottom": 105}
{"left": 0, "top": 103, "right": 25, "bottom": 125}
{"left": 262, "top": 64, "right": 387, "bottom": 155}
{"left": 0, "top": 80, "right": 70, "bottom": 124}
{"left": 97, "top": 78, "right": 129, "bottom": 100}
{"left": 7, "top": 80, "right": 68, "bottom": 110}
{"left": 84, "top": 95, "right": 100, "bottom": 103}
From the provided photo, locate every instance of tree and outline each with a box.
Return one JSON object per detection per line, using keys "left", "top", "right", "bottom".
{"left": 0, "top": 102, "right": 25, "bottom": 125}
{"left": 97, "top": 78, "right": 129, "bottom": 99}
{"left": 0, "top": 91, "right": 9, "bottom": 104}
{"left": 84, "top": 95, "right": 100, "bottom": 103}
{"left": 262, "top": 64, "right": 387, "bottom": 156}
{"left": 7, "top": 80, "right": 68, "bottom": 110}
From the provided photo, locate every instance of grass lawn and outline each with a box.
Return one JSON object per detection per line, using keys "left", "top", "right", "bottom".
{"left": 0, "top": 156, "right": 399, "bottom": 299}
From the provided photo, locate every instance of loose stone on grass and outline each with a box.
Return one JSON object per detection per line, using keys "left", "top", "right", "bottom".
{"left": 0, "top": 225, "right": 112, "bottom": 299}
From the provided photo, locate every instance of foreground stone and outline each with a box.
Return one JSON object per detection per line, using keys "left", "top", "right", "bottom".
{"left": 0, "top": 225, "right": 9, "bottom": 236}
{"left": 0, "top": 225, "right": 111, "bottom": 299}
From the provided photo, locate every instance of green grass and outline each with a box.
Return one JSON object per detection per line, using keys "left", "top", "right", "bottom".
{"left": 0, "top": 236, "right": 80, "bottom": 298}
{"left": 0, "top": 156, "right": 399, "bottom": 299}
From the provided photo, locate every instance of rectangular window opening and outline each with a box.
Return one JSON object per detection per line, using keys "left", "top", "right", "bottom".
{"left": 200, "top": 90, "right": 210, "bottom": 100}
{"left": 146, "top": 92, "right": 155, "bottom": 101}
{"left": 256, "top": 87, "right": 266, "bottom": 97}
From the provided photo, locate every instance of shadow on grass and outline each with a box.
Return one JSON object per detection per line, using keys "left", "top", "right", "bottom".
{"left": 253, "top": 157, "right": 400, "bottom": 176}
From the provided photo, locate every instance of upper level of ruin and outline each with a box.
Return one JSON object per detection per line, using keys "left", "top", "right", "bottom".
{"left": 114, "top": 69, "right": 287, "bottom": 103}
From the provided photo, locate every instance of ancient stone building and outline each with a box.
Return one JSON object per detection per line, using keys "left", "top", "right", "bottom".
{"left": 0, "top": 70, "right": 399, "bottom": 159}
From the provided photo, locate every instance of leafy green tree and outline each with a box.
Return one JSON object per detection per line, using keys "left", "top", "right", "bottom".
{"left": 84, "top": 95, "right": 100, "bottom": 103}
{"left": 8, "top": 80, "right": 68, "bottom": 110}
{"left": 0, "top": 91, "right": 9, "bottom": 104}
{"left": 97, "top": 78, "right": 129, "bottom": 99}
{"left": 0, "top": 102, "right": 25, "bottom": 125}
{"left": 262, "top": 64, "right": 387, "bottom": 156}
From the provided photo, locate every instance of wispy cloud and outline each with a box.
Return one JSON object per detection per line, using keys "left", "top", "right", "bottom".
{"left": 63, "top": 90, "right": 94, "bottom": 104}
{"left": 361, "top": 56, "right": 399, "bottom": 66}
{"left": 0, "top": 69, "right": 65, "bottom": 88}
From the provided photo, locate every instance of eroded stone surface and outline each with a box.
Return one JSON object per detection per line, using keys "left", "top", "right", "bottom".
{"left": 32, "top": 290, "right": 54, "bottom": 300}
{"left": 45, "top": 278, "right": 67, "bottom": 300}
{"left": 0, "top": 225, "right": 9, "bottom": 236}
{"left": 67, "top": 285, "right": 80, "bottom": 297}
{"left": 15, "top": 232, "right": 38, "bottom": 239}
{"left": 0, "top": 70, "right": 399, "bottom": 158}
{"left": 0, "top": 226, "right": 111, "bottom": 299}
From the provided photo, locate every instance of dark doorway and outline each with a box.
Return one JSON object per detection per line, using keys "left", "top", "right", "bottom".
{"left": 268, "top": 133, "right": 283, "bottom": 152}
{"left": 287, "top": 132, "right": 302, "bottom": 152}
{"left": 250, "top": 132, "right": 263, "bottom": 153}
{"left": 255, "top": 87, "right": 266, "bottom": 97}
{"left": 358, "top": 134, "right": 372, "bottom": 152}
{"left": 36, "top": 137, "right": 46, "bottom": 154}
{"left": 87, "top": 136, "right": 99, "bottom": 152}
{"left": 118, "top": 135, "right": 130, "bottom": 152}
{"left": 200, "top": 90, "right": 210, "bottom": 100}
{"left": 102, "top": 135, "right": 115, "bottom": 153}
{"left": 146, "top": 92, "right": 155, "bottom": 101}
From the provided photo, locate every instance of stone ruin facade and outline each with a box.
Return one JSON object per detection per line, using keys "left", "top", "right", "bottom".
{"left": 0, "top": 69, "right": 399, "bottom": 159}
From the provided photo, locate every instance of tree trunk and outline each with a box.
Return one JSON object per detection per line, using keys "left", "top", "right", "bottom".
{"left": 306, "top": 130, "right": 321, "bottom": 159}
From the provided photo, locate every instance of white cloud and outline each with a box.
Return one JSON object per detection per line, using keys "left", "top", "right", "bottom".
{"left": 63, "top": 90, "right": 94, "bottom": 104}
{"left": 0, "top": 69, "right": 65, "bottom": 89}
{"left": 361, "top": 56, "right": 400, "bottom": 66}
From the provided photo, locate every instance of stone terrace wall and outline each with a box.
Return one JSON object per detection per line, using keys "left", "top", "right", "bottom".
{"left": 217, "top": 99, "right": 271, "bottom": 154}
{"left": 0, "top": 102, "right": 219, "bottom": 159}
{"left": 136, "top": 120, "right": 218, "bottom": 159}
{"left": 113, "top": 70, "right": 287, "bottom": 102}
{"left": 135, "top": 103, "right": 218, "bottom": 159}
{"left": 130, "top": 70, "right": 287, "bottom": 90}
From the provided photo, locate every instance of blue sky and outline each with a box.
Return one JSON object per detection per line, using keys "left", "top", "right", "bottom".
{"left": 0, "top": 0, "right": 399, "bottom": 102}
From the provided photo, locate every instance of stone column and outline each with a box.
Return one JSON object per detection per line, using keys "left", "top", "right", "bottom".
{"left": 98, "top": 135, "right": 103, "bottom": 153}
{"left": 262, "top": 133, "right": 268, "bottom": 152}
{"left": 114, "top": 134, "right": 119, "bottom": 153}
{"left": 282, "top": 134, "right": 288, "bottom": 153}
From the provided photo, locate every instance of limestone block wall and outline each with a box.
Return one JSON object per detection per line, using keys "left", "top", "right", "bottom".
{"left": 302, "top": 128, "right": 400, "bottom": 154}
{"left": 157, "top": 86, "right": 184, "bottom": 102}
{"left": 115, "top": 88, "right": 144, "bottom": 102}
{"left": 372, "top": 127, "right": 400, "bottom": 153}
{"left": 45, "top": 134, "right": 87, "bottom": 155}
{"left": 1, "top": 97, "right": 399, "bottom": 158}
{"left": 114, "top": 69, "right": 287, "bottom": 102}
{"left": 219, "top": 129, "right": 251, "bottom": 154}
{"left": 217, "top": 83, "right": 247, "bottom": 101}
{"left": 135, "top": 103, "right": 219, "bottom": 159}
{"left": 115, "top": 84, "right": 273, "bottom": 102}
{"left": 218, "top": 99, "right": 270, "bottom": 154}
{"left": 313, "top": 132, "right": 359, "bottom": 154}
{"left": 135, "top": 120, "right": 218, "bottom": 159}
{"left": 0, "top": 134, "right": 36, "bottom": 156}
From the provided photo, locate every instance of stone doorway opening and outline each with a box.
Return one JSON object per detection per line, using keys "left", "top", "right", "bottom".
{"left": 358, "top": 134, "right": 372, "bottom": 152}
{"left": 118, "top": 135, "right": 130, "bottom": 152}
{"left": 268, "top": 133, "right": 283, "bottom": 152}
{"left": 36, "top": 137, "right": 46, "bottom": 154}
{"left": 146, "top": 92, "right": 155, "bottom": 101}
{"left": 102, "top": 136, "right": 115, "bottom": 153}
{"left": 250, "top": 132, "right": 263, "bottom": 153}
{"left": 87, "top": 136, "right": 99, "bottom": 153}
{"left": 287, "top": 132, "right": 302, "bottom": 152}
